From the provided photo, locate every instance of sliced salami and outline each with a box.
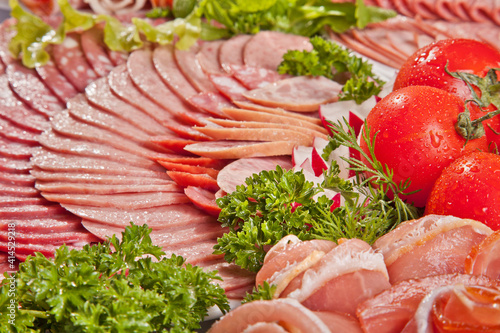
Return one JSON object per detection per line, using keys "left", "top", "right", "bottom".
{"left": 36, "top": 58, "right": 79, "bottom": 103}
{"left": 80, "top": 27, "right": 115, "bottom": 77}
{"left": 0, "top": 216, "right": 83, "bottom": 234}
{"left": 51, "top": 33, "right": 98, "bottom": 91}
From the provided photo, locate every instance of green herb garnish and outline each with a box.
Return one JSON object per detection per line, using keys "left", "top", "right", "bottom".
{"left": 278, "top": 36, "right": 385, "bottom": 104}
{"left": 214, "top": 119, "right": 420, "bottom": 273}
{"left": 0, "top": 223, "right": 229, "bottom": 332}
{"left": 242, "top": 281, "right": 276, "bottom": 304}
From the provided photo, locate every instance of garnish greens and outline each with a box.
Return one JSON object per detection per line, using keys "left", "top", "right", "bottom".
{"left": 0, "top": 223, "right": 229, "bottom": 333}
{"left": 8, "top": 0, "right": 396, "bottom": 68}
{"left": 214, "top": 119, "right": 420, "bottom": 273}
{"left": 242, "top": 281, "right": 277, "bottom": 304}
{"left": 278, "top": 36, "right": 385, "bottom": 104}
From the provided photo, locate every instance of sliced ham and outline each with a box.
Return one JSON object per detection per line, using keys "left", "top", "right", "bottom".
{"left": 217, "top": 156, "right": 292, "bottom": 194}
{"left": 233, "top": 101, "right": 323, "bottom": 126}
{"left": 0, "top": 117, "right": 40, "bottom": 145}
{"left": 61, "top": 203, "right": 215, "bottom": 229}
{"left": 0, "top": 203, "right": 67, "bottom": 219}
{"left": 357, "top": 273, "right": 500, "bottom": 333}
{"left": 209, "top": 73, "right": 250, "bottom": 102}
{"left": 373, "top": 215, "right": 493, "bottom": 283}
{"left": 187, "top": 92, "right": 232, "bottom": 118}
{"left": 166, "top": 171, "right": 219, "bottom": 192}
{"left": 51, "top": 33, "right": 98, "bottom": 91}
{"left": 0, "top": 136, "right": 37, "bottom": 159}
{"left": 196, "top": 40, "right": 225, "bottom": 75}
{"left": 127, "top": 48, "right": 206, "bottom": 126}
{"left": 230, "top": 64, "right": 291, "bottom": 90}
{"left": 208, "top": 299, "right": 332, "bottom": 333}
{"left": 6, "top": 61, "right": 64, "bottom": 118}
{"left": 36, "top": 181, "right": 181, "bottom": 195}
{"left": 243, "top": 31, "right": 313, "bottom": 70}
{"left": 242, "top": 76, "right": 342, "bottom": 112}
{"left": 183, "top": 186, "right": 221, "bottom": 217}
{"left": 184, "top": 140, "right": 297, "bottom": 159}
{"left": 0, "top": 156, "right": 32, "bottom": 174}
{"left": 465, "top": 229, "right": 500, "bottom": 280}
{"left": 0, "top": 183, "right": 39, "bottom": 197}
{"left": 0, "top": 216, "right": 83, "bottom": 234}
{"left": 174, "top": 42, "right": 217, "bottom": 93}
{"left": 36, "top": 58, "right": 79, "bottom": 103}
{"left": 219, "top": 34, "right": 252, "bottom": 73}
{"left": 0, "top": 171, "right": 34, "bottom": 186}
{"left": 85, "top": 77, "right": 172, "bottom": 136}
{"left": 80, "top": 27, "right": 115, "bottom": 77}
{"left": 156, "top": 160, "right": 219, "bottom": 178}
{"left": 153, "top": 44, "right": 199, "bottom": 101}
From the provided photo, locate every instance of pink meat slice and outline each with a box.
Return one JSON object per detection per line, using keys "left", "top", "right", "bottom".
{"left": 0, "top": 136, "right": 37, "bottom": 159}
{"left": 0, "top": 203, "right": 67, "bottom": 219}
{"left": 51, "top": 33, "right": 98, "bottom": 91}
{"left": 127, "top": 48, "right": 207, "bottom": 126}
{"left": 107, "top": 65, "right": 179, "bottom": 126}
{"left": 0, "top": 216, "right": 83, "bottom": 233}
{"left": 0, "top": 75, "right": 49, "bottom": 133}
{"left": 243, "top": 31, "right": 313, "bottom": 70}
{"left": 36, "top": 58, "right": 80, "bottom": 103}
{"left": 38, "top": 129, "right": 163, "bottom": 171}
{"left": 80, "top": 27, "right": 115, "bottom": 77}
{"left": 209, "top": 73, "right": 249, "bottom": 101}
{"left": 208, "top": 298, "right": 332, "bottom": 333}
{"left": 0, "top": 117, "right": 40, "bottom": 145}
{"left": 231, "top": 64, "right": 291, "bottom": 90}
{"left": 184, "top": 140, "right": 297, "bottom": 159}
{"left": 242, "top": 76, "right": 342, "bottom": 112}
{"left": 36, "top": 181, "right": 181, "bottom": 195}
{"left": 373, "top": 215, "right": 493, "bottom": 284}
{"left": 0, "top": 183, "right": 39, "bottom": 197}
{"left": 357, "top": 273, "right": 500, "bottom": 333}
{"left": 0, "top": 240, "right": 84, "bottom": 259}
{"left": 0, "top": 228, "right": 100, "bottom": 244}
{"left": 61, "top": 203, "right": 215, "bottom": 229}
{"left": 219, "top": 34, "right": 251, "bottom": 73}
{"left": 31, "top": 169, "right": 172, "bottom": 185}
{"left": 153, "top": 44, "right": 198, "bottom": 101}
{"left": 43, "top": 191, "right": 189, "bottom": 209}
{"left": 183, "top": 186, "right": 221, "bottom": 217}
{"left": 187, "top": 92, "right": 232, "bottom": 118}
{"left": 217, "top": 156, "right": 292, "bottom": 194}
{"left": 31, "top": 149, "right": 167, "bottom": 178}
{"left": 0, "top": 171, "right": 34, "bottom": 186}
{"left": 6, "top": 62, "right": 64, "bottom": 118}
{"left": 174, "top": 42, "right": 218, "bottom": 93}
{"left": 0, "top": 195, "right": 48, "bottom": 206}
{"left": 82, "top": 219, "right": 224, "bottom": 246}
{"left": 406, "top": 0, "right": 439, "bottom": 19}
{"left": 85, "top": 78, "right": 171, "bottom": 136}
{"left": 196, "top": 39, "right": 225, "bottom": 74}
{"left": 465, "top": 229, "right": 500, "bottom": 280}
{"left": 161, "top": 240, "right": 223, "bottom": 266}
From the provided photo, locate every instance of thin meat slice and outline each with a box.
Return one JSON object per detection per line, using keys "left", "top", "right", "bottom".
{"left": 149, "top": 137, "right": 200, "bottom": 155}
{"left": 209, "top": 73, "right": 249, "bottom": 102}
{"left": 156, "top": 160, "right": 219, "bottom": 178}
{"left": 0, "top": 203, "right": 67, "bottom": 219}
{"left": 356, "top": 273, "right": 500, "bottom": 333}
{"left": 184, "top": 140, "right": 297, "bottom": 159}
{"left": 221, "top": 108, "right": 328, "bottom": 134}
{"left": 233, "top": 101, "right": 323, "bottom": 126}
{"left": 31, "top": 168, "right": 173, "bottom": 185}
{"left": 82, "top": 219, "right": 224, "bottom": 247}
{"left": 465, "top": 229, "right": 500, "bottom": 280}
{"left": 217, "top": 156, "right": 292, "bottom": 194}
{"left": 163, "top": 123, "right": 214, "bottom": 141}
{"left": 0, "top": 195, "right": 50, "bottom": 206}
{"left": 31, "top": 149, "right": 168, "bottom": 178}
{"left": 38, "top": 129, "right": 162, "bottom": 171}
{"left": 0, "top": 171, "right": 34, "bottom": 187}
{"left": 188, "top": 92, "right": 232, "bottom": 118}
{"left": 0, "top": 76, "right": 49, "bottom": 133}
{"left": 127, "top": 48, "right": 207, "bottom": 126}
{"left": 243, "top": 31, "right": 312, "bottom": 70}
{"left": 107, "top": 65, "right": 178, "bottom": 126}
{"left": 194, "top": 125, "right": 318, "bottom": 147}
{"left": 219, "top": 34, "right": 252, "bottom": 73}
{"left": 0, "top": 228, "right": 100, "bottom": 245}
{"left": 62, "top": 203, "right": 216, "bottom": 229}
{"left": 0, "top": 183, "right": 39, "bottom": 197}
{"left": 231, "top": 64, "right": 291, "bottom": 90}
{"left": 208, "top": 299, "right": 332, "bottom": 333}
{"left": 281, "top": 239, "right": 390, "bottom": 316}
{"left": 36, "top": 181, "right": 181, "bottom": 195}
{"left": 0, "top": 216, "right": 83, "bottom": 234}
{"left": 0, "top": 136, "right": 37, "bottom": 160}
{"left": 36, "top": 58, "right": 79, "bottom": 103}
{"left": 174, "top": 42, "right": 217, "bottom": 93}
{"left": 42, "top": 191, "right": 190, "bottom": 209}
{"left": 243, "top": 76, "right": 342, "bottom": 112}
{"left": 184, "top": 186, "right": 221, "bottom": 217}
{"left": 153, "top": 44, "right": 198, "bottom": 101}
{"left": 0, "top": 157, "right": 32, "bottom": 174}
{"left": 154, "top": 156, "right": 227, "bottom": 169}
{"left": 197, "top": 40, "right": 225, "bottom": 75}
{"left": 162, "top": 240, "right": 223, "bottom": 266}
{"left": 373, "top": 215, "right": 493, "bottom": 284}
{"left": 85, "top": 77, "right": 171, "bottom": 136}
{"left": 0, "top": 241, "right": 84, "bottom": 259}
{"left": 51, "top": 33, "right": 98, "bottom": 91}
{"left": 80, "top": 27, "right": 115, "bottom": 77}
{"left": 6, "top": 61, "right": 64, "bottom": 118}
{"left": 167, "top": 171, "right": 219, "bottom": 192}
{"left": 0, "top": 117, "right": 40, "bottom": 145}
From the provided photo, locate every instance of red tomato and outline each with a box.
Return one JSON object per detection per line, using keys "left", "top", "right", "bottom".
{"left": 425, "top": 151, "right": 500, "bottom": 230}
{"left": 393, "top": 38, "right": 500, "bottom": 149}
{"left": 360, "top": 85, "right": 489, "bottom": 208}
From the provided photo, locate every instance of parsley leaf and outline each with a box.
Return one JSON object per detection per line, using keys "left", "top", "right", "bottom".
{"left": 0, "top": 223, "right": 229, "bottom": 332}
{"left": 278, "top": 36, "right": 385, "bottom": 104}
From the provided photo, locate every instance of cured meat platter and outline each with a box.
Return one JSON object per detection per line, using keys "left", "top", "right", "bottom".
{"left": 0, "top": 0, "right": 500, "bottom": 331}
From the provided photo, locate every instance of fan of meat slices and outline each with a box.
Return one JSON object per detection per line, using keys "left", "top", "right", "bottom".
{"left": 0, "top": 0, "right": 500, "bottom": 331}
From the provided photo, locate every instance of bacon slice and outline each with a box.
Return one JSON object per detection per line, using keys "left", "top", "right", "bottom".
{"left": 373, "top": 214, "right": 493, "bottom": 283}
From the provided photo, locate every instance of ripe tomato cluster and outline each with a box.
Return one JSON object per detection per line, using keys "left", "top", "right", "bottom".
{"left": 360, "top": 39, "right": 500, "bottom": 230}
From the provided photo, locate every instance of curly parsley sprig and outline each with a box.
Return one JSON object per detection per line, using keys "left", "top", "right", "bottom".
{"left": 214, "top": 119, "right": 420, "bottom": 273}
{"left": 0, "top": 223, "right": 229, "bottom": 333}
